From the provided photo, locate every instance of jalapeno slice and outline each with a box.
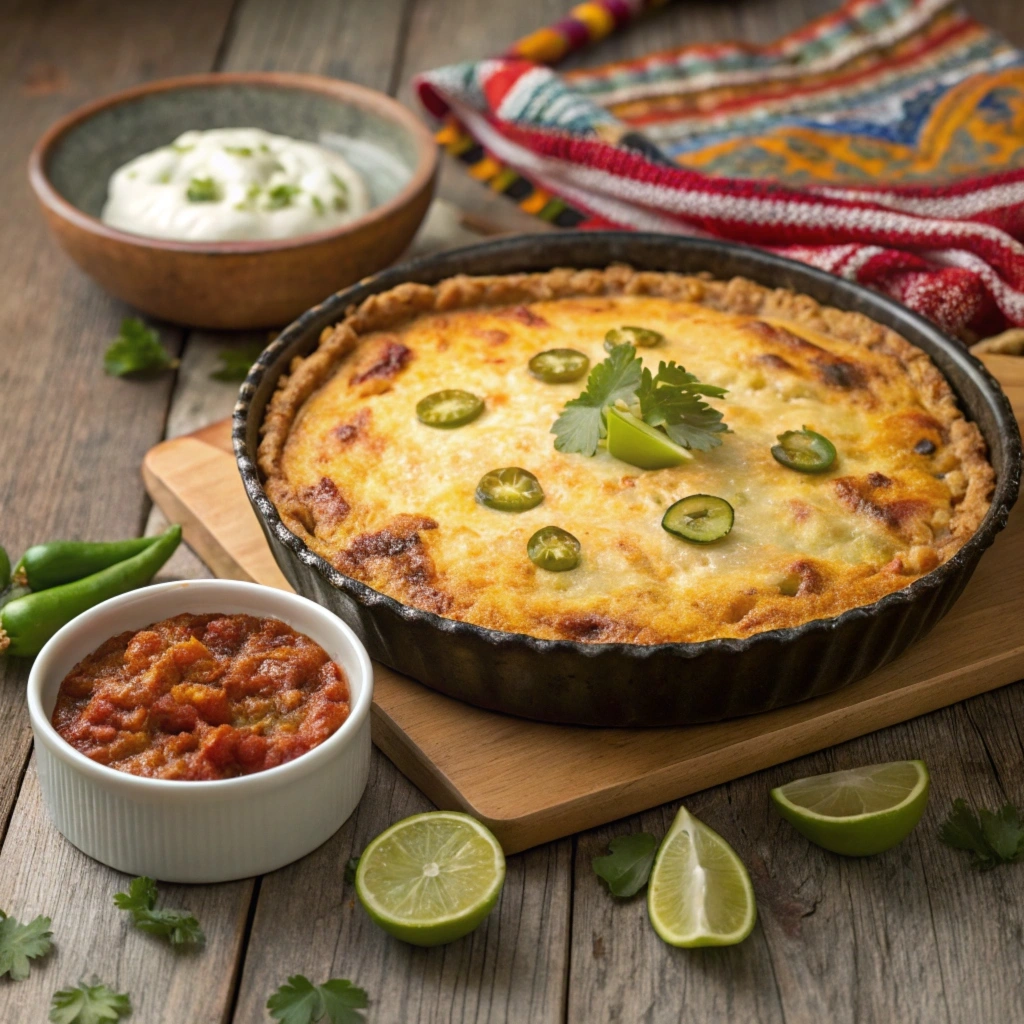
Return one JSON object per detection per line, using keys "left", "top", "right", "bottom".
{"left": 476, "top": 467, "right": 544, "bottom": 512}
{"left": 529, "top": 348, "right": 590, "bottom": 384}
{"left": 416, "top": 389, "right": 484, "bottom": 429}
{"left": 771, "top": 427, "right": 836, "bottom": 473}
{"left": 662, "top": 494, "right": 734, "bottom": 543}
{"left": 604, "top": 326, "right": 664, "bottom": 352}
{"left": 527, "top": 526, "right": 581, "bottom": 572}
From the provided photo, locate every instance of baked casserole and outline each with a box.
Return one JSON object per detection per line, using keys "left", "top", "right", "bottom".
{"left": 258, "top": 267, "right": 993, "bottom": 646}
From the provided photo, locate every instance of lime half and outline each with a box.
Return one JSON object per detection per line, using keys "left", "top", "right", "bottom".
{"left": 647, "top": 806, "right": 756, "bottom": 948}
{"left": 355, "top": 811, "right": 506, "bottom": 946}
{"left": 771, "top": 760, "right": 930, "bottom": 856}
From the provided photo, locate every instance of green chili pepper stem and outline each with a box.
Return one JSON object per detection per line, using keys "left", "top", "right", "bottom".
{"left": 0, "top": 525, "right": 181, "bottom": 658}
{"left": 14, "top": 535, "right": 160, "bottom": 591}
{"left": 0, "top": 545, "right": 9, "bottom": 590}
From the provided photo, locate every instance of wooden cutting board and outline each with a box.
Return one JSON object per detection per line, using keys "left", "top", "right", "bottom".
{"left": 142, "top": 355, "right": 1024, "bottom": 854}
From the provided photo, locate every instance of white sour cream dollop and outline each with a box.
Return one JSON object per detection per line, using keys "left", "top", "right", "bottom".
{"left": 101, "top": 127, "right": 371, "bottom": 242}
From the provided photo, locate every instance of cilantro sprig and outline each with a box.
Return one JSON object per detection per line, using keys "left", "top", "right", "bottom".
{"left": 550, "top": 336, "right": 727, "bottom": 458}
{"left": 49, "top": 980, "right": 131, "bottom": 1024}
{"left": 939, "top": 799, "right": 1024, "bottom": 870}
{"left": 211, "top": 342, "right": 266, "bottom": 382}
{"left": 592, "top": 833, "right": 658, "bottom": 898}
{"left": 0, "top": 909, "right": 53, "bottom": 981}
{"left": 103, "top": 319, "right": 179, "bottom": 377}
{"left": 113, "top": 877, "right": 204, "bottom": 948}
{"left": 267, "top": 975, "right": 368, "bottom": 1024}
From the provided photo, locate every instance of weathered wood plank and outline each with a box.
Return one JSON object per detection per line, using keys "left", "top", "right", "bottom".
{"left": 232, "top": 751, "right": 572, "bottom": 1023}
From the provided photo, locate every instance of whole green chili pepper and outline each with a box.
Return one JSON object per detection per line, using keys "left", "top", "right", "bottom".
{"left": 0, "top": 545, "right": 9, "bottom": 590}
{"left": 0, "top": 525, "right": 181, "bottom": 658}
{"left": 13, "top": 535, "right": 160, "bottom": 591}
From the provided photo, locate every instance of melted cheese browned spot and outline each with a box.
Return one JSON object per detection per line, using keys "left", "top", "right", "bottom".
{"left": 261, "top": 269, "right": 993, "bottom": 645}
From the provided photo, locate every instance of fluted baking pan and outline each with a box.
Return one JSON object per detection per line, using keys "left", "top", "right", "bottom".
{"left": 235, "top": 233, "right": 1021, "bottom": 726}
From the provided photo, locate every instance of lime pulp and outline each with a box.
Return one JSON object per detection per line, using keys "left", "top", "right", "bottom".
{"left": 606, "top": 406, "right": 691, "bottom": 470}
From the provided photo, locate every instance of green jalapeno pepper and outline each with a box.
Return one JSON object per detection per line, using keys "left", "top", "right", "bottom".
{"left": 0, "top": 525, "right": 181, "bottom": 657}
{"left": 13, "top": 535, "right": 160, "bottom": 590}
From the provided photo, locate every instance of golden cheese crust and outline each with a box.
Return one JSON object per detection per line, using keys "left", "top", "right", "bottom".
{"left": 259, "top": 267, "right": 994, "bottom": 645}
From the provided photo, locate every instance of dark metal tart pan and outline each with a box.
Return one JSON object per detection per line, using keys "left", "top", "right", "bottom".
{"left": 234, "top": 233, "right": 1021, "bottom": 726}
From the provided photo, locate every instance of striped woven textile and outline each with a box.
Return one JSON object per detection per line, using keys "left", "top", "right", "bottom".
{"left": 416, "top": 0, "right": 1024, "bottom": 340}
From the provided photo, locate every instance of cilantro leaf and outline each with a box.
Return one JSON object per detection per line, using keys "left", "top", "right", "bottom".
{"left": 49, "top": 980, "right": 131, "bottom": 1024}
{"left": 103, "top": 319, "right": 179, "bottom": 377}
{"left": 939, "top": 799, "right": 1024, "bottom": 870}
{"left": 592, "top": 833, "right": 658, "bottom": 898}
{"left": 268, "top": 975, "right": 368, "bottom": 1024}
{"left": 0, "top": 910, "right": 53, "bottom": 981}
{"left": 551, "top": 343, "right": 642, "bottom": 456}
{"left": 186, "top": 176, "right": 222, "bottom": 203}
{"left": 113, "top": 876, "right": 204, "bottom": 948}
{"left": 211, "top": 342, "right": 265, "bottom": 382}
{"left": 344, "top": 856, "right": 360, "bottom": 885}
{"left": 637, "top": 362, "right": 728, "bottom": 452}
{"left": 266, "top": 184, "right": 302, "bottom": 210}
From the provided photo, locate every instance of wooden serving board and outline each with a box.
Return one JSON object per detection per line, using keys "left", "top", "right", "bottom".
{"left": 142, "top": 355, "right": 1024, "bottom": 854}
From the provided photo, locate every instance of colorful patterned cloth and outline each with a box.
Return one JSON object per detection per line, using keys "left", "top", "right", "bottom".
{"left": 416, "top": 0, "right": 1024, "bottom": 339}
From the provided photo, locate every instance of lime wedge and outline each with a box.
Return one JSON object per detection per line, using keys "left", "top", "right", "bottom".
{"left": 771, "top": 760, "right": 930, "bottom": 856}
{"left": 606, "top": 406, "right": 692, "bottom": 470}
{"left": 647, "top": 806, "right": 756, "bottom": 947}
{"left": 355, "top": 811, "right": 506, "bottom": 946}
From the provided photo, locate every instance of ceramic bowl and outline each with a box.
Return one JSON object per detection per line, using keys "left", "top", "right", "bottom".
{"left": 28, "top": 72, "right": 438, "bottom": 329}
{"left": 27, "top": 579, "right": 373, "bottom": 883}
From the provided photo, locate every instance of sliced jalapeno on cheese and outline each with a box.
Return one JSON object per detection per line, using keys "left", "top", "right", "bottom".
{"left": 529, "top": 348, "right": 590, "bottom": 384}
{"left": 476, "top": 468, "right": 544, "bottom": 512}
{"left": 604, "top": 326, "right": 664, "bottom": 352}
{"left": 771, "top": 427, "right": 836, "bottom": 473}
{"left": 662, "top": 494, "right": 734, "bottom": 543}
{"left": 416, "top": 389, "right": 484, "bottom": 428}
{"left": 528, "top": 526, "right": 581, "bottom": 572}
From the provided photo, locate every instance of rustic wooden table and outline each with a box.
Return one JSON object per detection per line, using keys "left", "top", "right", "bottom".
{"left": 3, "top": 1, "right": 1024, "bottom": 1021}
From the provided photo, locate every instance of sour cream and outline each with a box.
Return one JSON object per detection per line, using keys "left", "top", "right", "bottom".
{"left": 101, "top": 128, "right": 371, "bottom": 242}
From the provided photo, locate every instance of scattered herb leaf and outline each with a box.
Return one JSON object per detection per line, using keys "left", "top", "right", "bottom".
{"left": 592, "top": 833, "right": 658, "bottom": 897}
{"left": 210, "top": 342, "right": 266, "bottom": 382}
{"left": 224, "top": 145, "right": 253, "bottom": 157}
{"left": 551, "top": 339, "right": 728, "bottom": 457}
{"left": 49, "top": 980, "right": 131, "bottom": 1024}
{"left": 186, "top": 176, "right": 222, "bottom": 203}
{"left": 344, "top": 856, "right": 360, "bottom": 885}
{"left": 113, "top": 876, "right": 204, "bottom": 947}
{"left": 103, "top": 319, "right": 179, "bottom": 377}
{"left": 266, "top": 184, "right": 302, "bottom": 210}
{"left": 235, "top": 182, "right": 263, "bottom": 212}
{"left": 939, "top": 799, "right": 1024, "bottom": 870}
{"left": 311, "top": 194, "right": 326, "bottom": 216}
{"left": 170, "top": 143, "right": 194, "bottom": 155}
{"left": 267, "top": 975, "right": 368, "bottom": 1024}
{"left": 0, "top": 910, "right": 53, "bottom": 981}
{"left": 551, "top": 343, "right": 643, "bottom": 456}
{"left": 636, "top": 361, "right": 729, "bottom": 452}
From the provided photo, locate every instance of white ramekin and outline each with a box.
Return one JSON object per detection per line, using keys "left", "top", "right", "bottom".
{"left": 27, "top": 579, "right": 373, "bottom": 883}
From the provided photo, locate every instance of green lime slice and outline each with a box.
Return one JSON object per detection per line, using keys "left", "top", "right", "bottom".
{"left": 527, "top": 526, "right": 581, "bottom": 571}
{"left": 416, "top": 389, "right": 484, "bottom": 429}
{"left": 529, "top": 348, "right": 590, "bottom": 384}
{"left": 770, "top": 760, "right": 930, "bottom": 856}
{"left": 476, "top": 467, "right": 544, "bottom": 512}
{"left": 355, "top": 811, "right": 506, "bottom": 947}
{"left": 771, "top": 427, "right": 836, "bottom": 473}
{"left": 647, "top": 806, "right": 756, "bottom": 948}
{"left": 606, "top": 406, "right": 692, "bottom": 470}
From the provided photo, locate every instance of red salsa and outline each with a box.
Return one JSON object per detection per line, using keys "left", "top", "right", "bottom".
{"left": 51, "top": 613, "right": 351, "bottom": 781}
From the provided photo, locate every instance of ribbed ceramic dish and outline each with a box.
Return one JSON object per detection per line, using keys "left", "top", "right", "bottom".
{"left": 28, "top": 580, "right": 373, "bottom": 882}
{"left": 234, "top": 233, "right": 1021, "bottom": 727}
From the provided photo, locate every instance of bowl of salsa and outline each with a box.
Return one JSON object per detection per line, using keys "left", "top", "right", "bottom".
{"left": 27, "top": 579, "right": 373, "bottom": 883}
